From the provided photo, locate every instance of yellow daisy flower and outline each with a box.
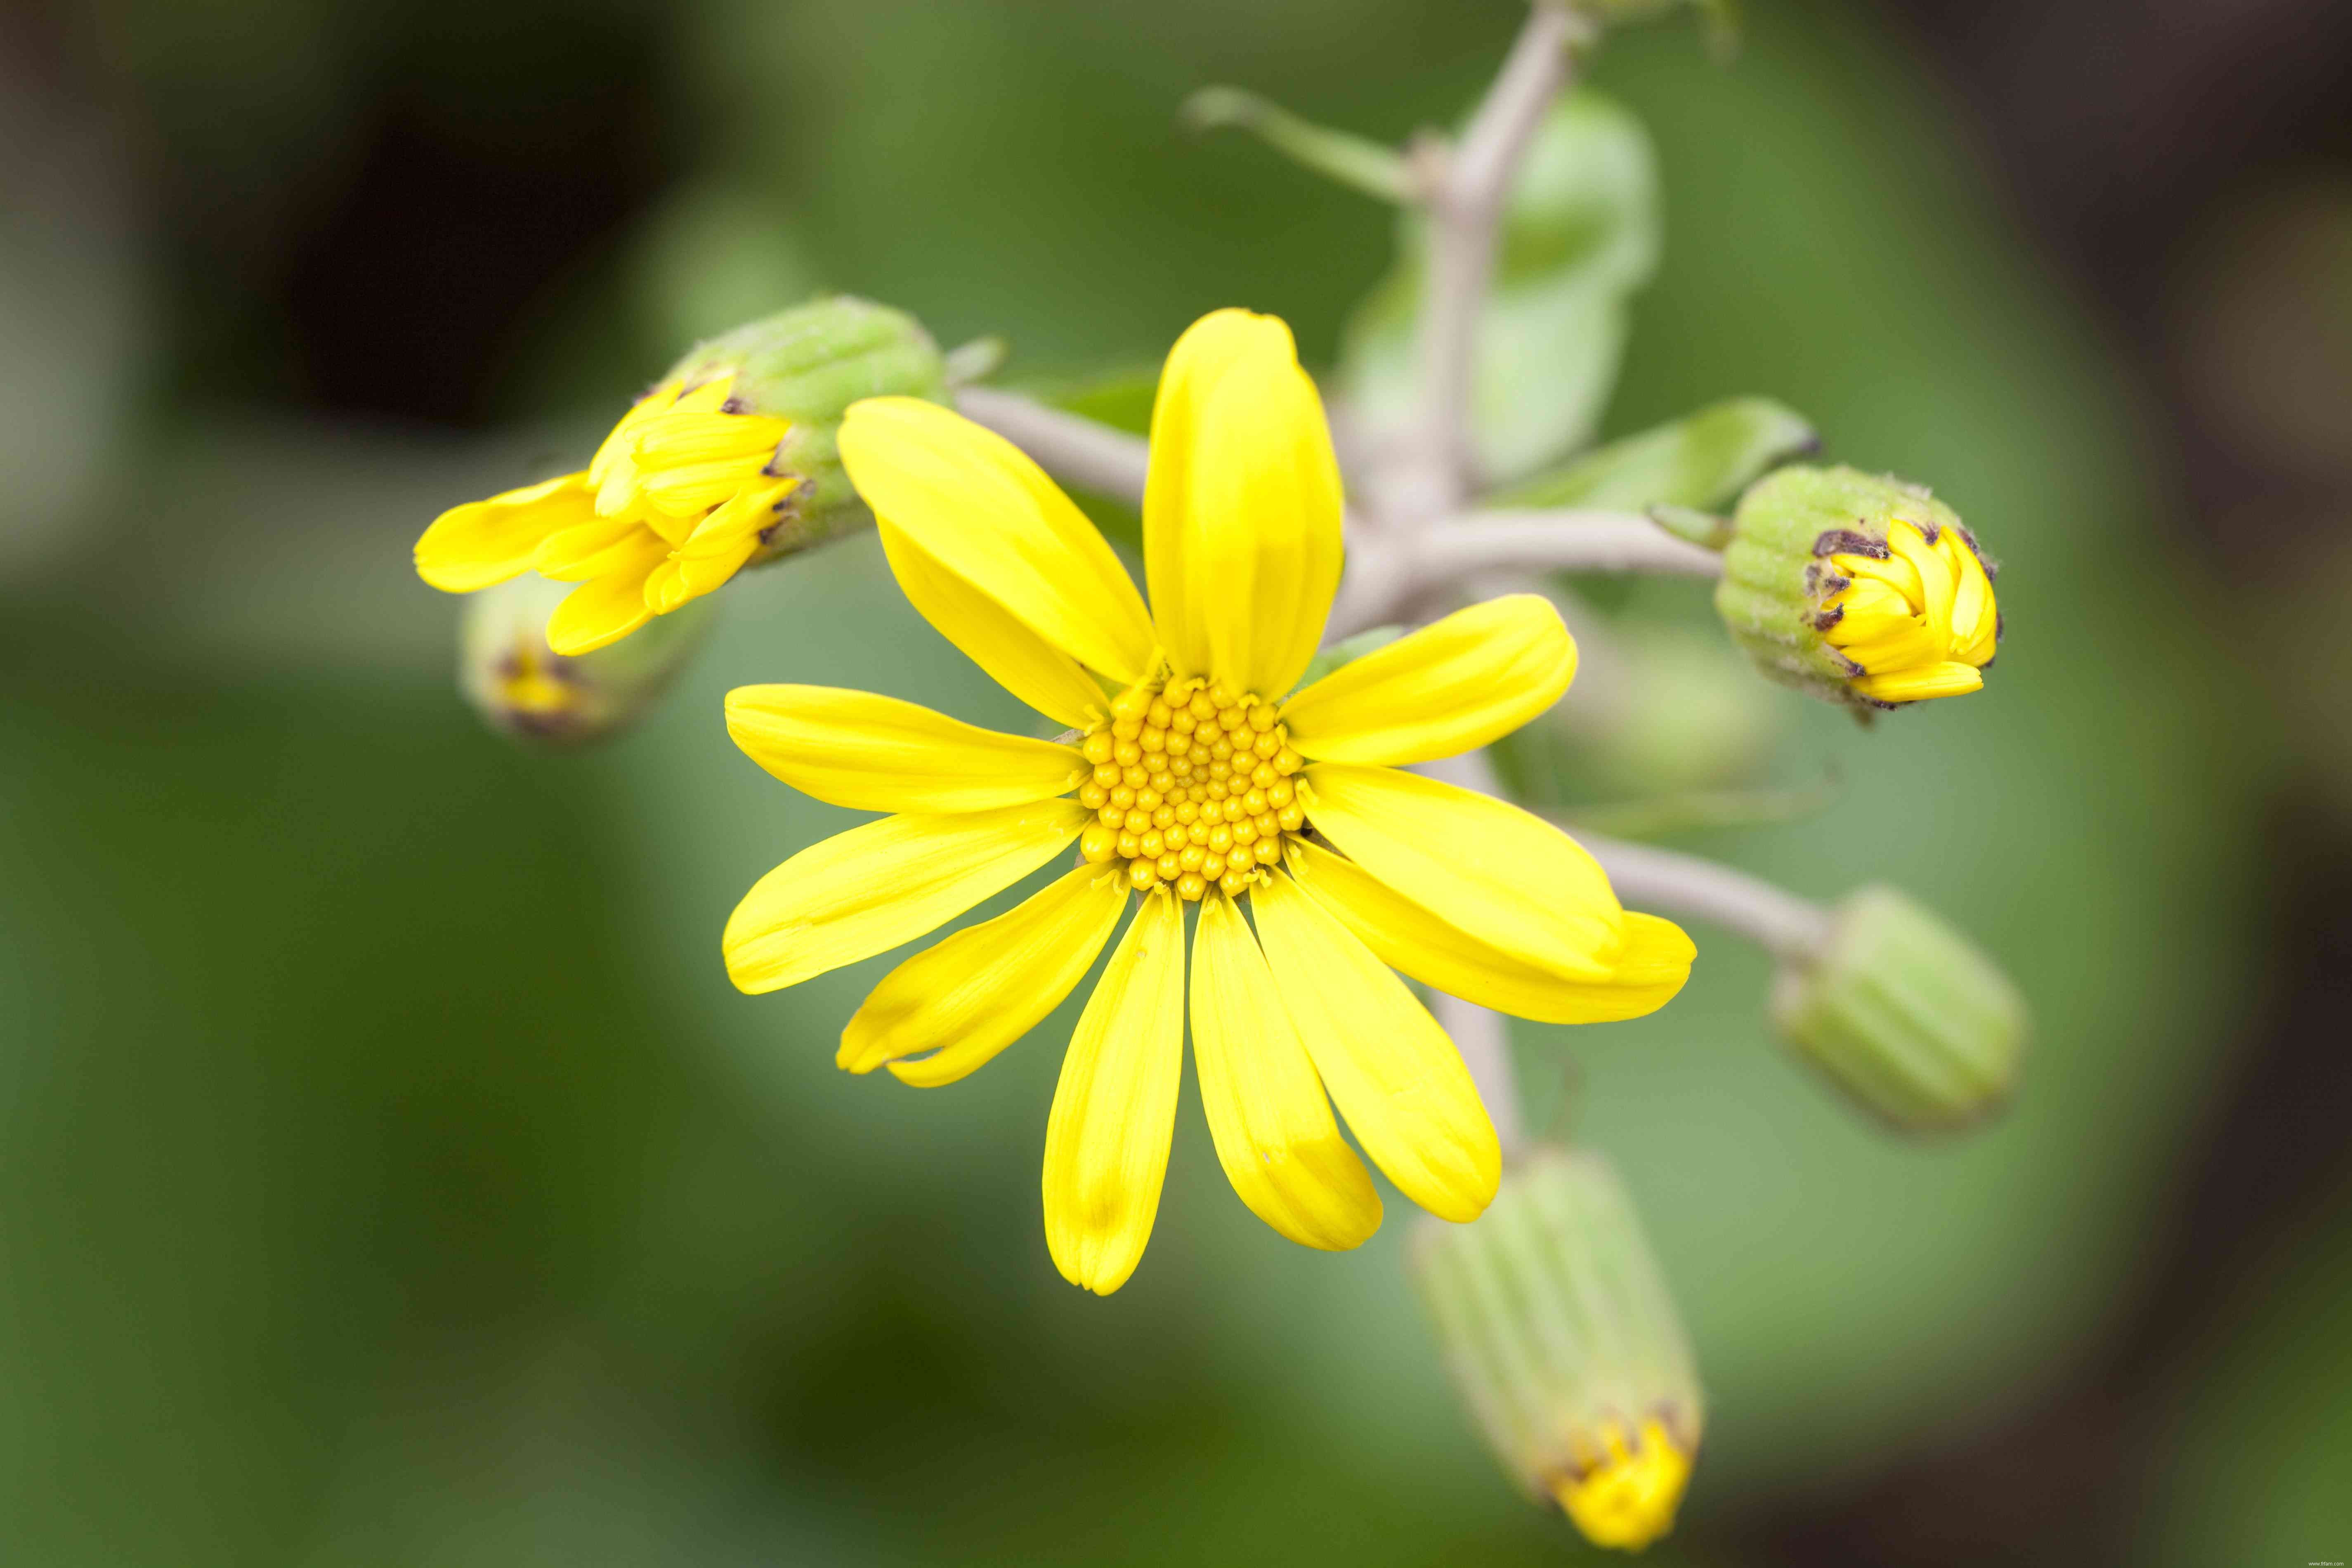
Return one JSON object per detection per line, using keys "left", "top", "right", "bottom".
{"left": 413, "top": 373, "right": 796, "bottom": 656}
{"left": 721, "top": 308, "right": 1696, "bottom": 1294}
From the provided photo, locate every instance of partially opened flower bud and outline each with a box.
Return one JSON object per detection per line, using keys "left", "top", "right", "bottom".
{"left": 458, "top": 573, "right": 717, "bottom": 748}
{"left": 1411, "top": 1146, "right": 1702, "bottom": 1553}
{"left": 417, "top": 295, "right": 944, "bottom": 656}
{"left": 1771, "top": 884, "right": 2028, "bottom": 1133}
{"left": 1714, "top": 465, "right": 2000, "bottom": 712}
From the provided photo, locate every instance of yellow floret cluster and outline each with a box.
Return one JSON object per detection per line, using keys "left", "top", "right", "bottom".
{"left": 1075, "top": 675, "right": 1307, "bottom": 901}
{"left": 1552, "top": 1417, "right": 1692, "bottom": 1552}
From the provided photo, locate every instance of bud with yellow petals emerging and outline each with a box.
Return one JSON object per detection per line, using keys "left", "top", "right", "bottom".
{"left": 1714, "top": 465, "right": 2001, "bottom": 712}
{"left": 1411, "top": 1146, "right": 1703, "bottom": 1553}
{"left": 416, "top": 295, "right": 944, "bottom": 656}
{"left": 1772, "top": 884, "right": 2028, "bottom": 1133}
{"left": 458, "top": 572, "right": 718, "bottom": 748}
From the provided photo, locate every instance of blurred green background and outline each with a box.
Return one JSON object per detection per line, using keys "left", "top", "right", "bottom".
{"left": 5, "top": 0, "right": 2350, "bottom": 1563}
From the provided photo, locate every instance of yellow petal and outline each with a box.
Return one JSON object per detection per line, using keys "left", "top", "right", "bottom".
{"left": 876, "top": 522, "right": 1108, "bottom": 731}
{"left": 1188, "top": 894, "right": 1381, "bottom": 1251}
{"left": 1287, "top": 840, "right": 1693, "bottom": 1024}
{"left": 1826, "top": 577, "right": 1915, "bottom": 645}
{"left": 725, "top": 684, "right": 1087, "bottom": 815}
{"left": 1836, "top": 623, "right": 1942, "bottom": 674}
{"left": 1043, "top": 889, "right": 1187, "bottom": 1294}
{"left": 668, "top": 377, "right": 734, "bottom": 415}
{"left": 644, "top": 557, "right": 689, "bottom": 616}
{"left": 1945, "top": 536, "right": 1997, "bottom": 664}
{"left": 588, "top": 382, "right": 687, "bottom": 515}
{"left": 1143, "top": 309, "right": 1277, "bottom": 678}
{"left": 1302, "top": 763, "right": 1625, "bottom": 982}
{"left": 840, "top": 397, "right": 1155, "bottom": 684}
{"left": 545, "top": 531, "right": 672, "bottom": 655}
{"left": 1144, "top": 310, "right": 1342, "bottom": 697}
{"left": 632, "top": 411, "right": 792, "bottom": 517}
{"left": 1251, "top": 871, "right": 1499, "bottom": 1221}
{"left": 1282, "top": 595, "right": 1576, "bottom": 765}
{"left": 1892, "top": 522, "right": 1956, "bottom": 648}
{"left": 680, "top": 478, "right": 796, "bottom": 558}
{"left": 666, "top": 536, "right": 758, "bottom": 603}
{"left": 1839, "top": 546, "right": 1924, "bottom": 611}
{"left": 632, "top": 408, "right": 790, "bottom": 466}
{"left": 723, "top": 798, "right": 1092, "bottom": 994}
{"left": 534, "top": 513, "right": 647, "bottom": 581}
{"left": 836, "top": 863, "right": 1127, "bottom": 1083}
{"left": 415, "top": 473, "right": 596, "bottom": 592}
{"left": 1852, "top": 662, "right": 1984, "bottom": 703}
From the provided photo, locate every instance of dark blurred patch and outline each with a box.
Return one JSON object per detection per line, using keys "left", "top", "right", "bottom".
{"left": 279, "top": 87, "right": 666, "bottom": 425}
{"left": 1884, "top": 0, "right": 2352, "bottom": 554}
{"left": 1726, "top": 5, "right": 2352, "bottom": 1563}
{"left": 59, "top": 0, "right": 678, "bottom": 425}
{"left": 755, "top": 1234, "right": 1021, "bottom": 1478}
{"left": 1741, "top": 793, "right": 2352, "bottom": 1568}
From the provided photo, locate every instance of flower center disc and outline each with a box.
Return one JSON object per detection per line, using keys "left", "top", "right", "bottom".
{"left": 1076, "top": 675, "right": 1305, "bottom": 901}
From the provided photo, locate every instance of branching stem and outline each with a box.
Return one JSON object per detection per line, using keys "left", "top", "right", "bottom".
{"left": 1425, "top": 750, "right": 1834, "bottom": 965}
{"left": 1572, "top": 830, "right": 1835, "bottom": 963}
{"left": 954, "top": 386, "right": 1150, "bottom": 505}
{"left": 1330, "top": 510, "right": 1722, "bottom": 636}
{"left": 1402, "top": 2, "right": 1593, "bottom": 515}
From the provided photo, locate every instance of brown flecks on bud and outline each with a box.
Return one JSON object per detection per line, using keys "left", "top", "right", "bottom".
{"left": 1811, "top": 527, "right": 1886, "bottom": 559}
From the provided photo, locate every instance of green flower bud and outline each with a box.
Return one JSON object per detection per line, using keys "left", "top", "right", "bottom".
{"left": 416, "top": 295, "right": 945, "bottom": 656}
{"left": 1714, "top": 465, "right": 2001, "bottom": 713}
{"left": 1411, "top": 1146, "right": 1703, "bottom": 1553}
{"left": 458, "top": 573, "right": 717, "bottom": 748}
{"left": 1771, "top": 884, "right": 2028, "bottom": 1133}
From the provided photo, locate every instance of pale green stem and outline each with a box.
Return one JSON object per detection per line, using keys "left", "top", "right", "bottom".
{"left": 1181, "top": 87, "right": 1414, "bottom": 205}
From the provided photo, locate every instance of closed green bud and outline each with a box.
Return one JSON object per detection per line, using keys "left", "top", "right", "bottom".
{"left": 1771, "top": 884, "right": 2028, "bottom": 1133}
{"left": 1411, "top": 1146, "right": 1703, "bottom": 1553}
{"left": 458, "top": 573, "right": 717, "bottom": 748}
{"left": 1714, "top": 465, "right": 2001, "bottom": 713}
{"left": 417, "top": 295, "right": 945, "bottom": 656}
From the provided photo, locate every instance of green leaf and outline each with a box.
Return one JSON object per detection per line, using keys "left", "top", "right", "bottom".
{"left": 1489, "top": 396, "right": 1818, "bottom": 511}
{"left": 1336, "top": 91, "right": 1661, "bottom": 485}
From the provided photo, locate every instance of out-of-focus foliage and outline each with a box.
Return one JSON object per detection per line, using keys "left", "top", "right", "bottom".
{"left": 1339, "top": 91, "right": 1661, "bottom": 484}
{"left": 1490, "top": 397, "right": 1817, "bottom": 512}
{"left": 0, "top": 0, "right": 2343, "bottom": 1564}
